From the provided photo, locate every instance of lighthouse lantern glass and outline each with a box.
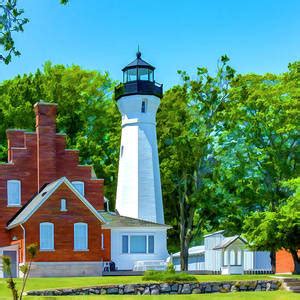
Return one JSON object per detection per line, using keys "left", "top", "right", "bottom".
{"left": 138, "top": 68, "right": 154, "bottom": 81}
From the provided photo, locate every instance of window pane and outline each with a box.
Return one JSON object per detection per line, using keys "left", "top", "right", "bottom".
{"left": 237, "top": 250, "right": 242, "bottom": 265}
{"left": 127, "top": 69, "right": 137, "bottom": 81}
{"left": 72, "top": 181, "right": 84, "bottom": 196}
{"left": 7, "top": 180, "right": 21, "bottom": 205}
{"left": 138, "top": 68, "right": 149, "bottom": 80}
{"left": 141, "top": 101, "right": 146, "bottom": 113}
{"left": 122, "top": 235, "right": 128, "bottom": 253}
{"left": 230, "top": 250, "right": 235, "bottom": 265}
{"left": 60, "top": 199, "right": 67, "bottom": 211}
{"left": 148, "top": 235, "right": 154, "bottom": 253}
{"left": 130, "top": 236, "right": 146, "bottom": 253}
{"left": 40, "top": 223, "right": 54, "bottom": 250}
{"left": 74, "top": 223, "right": 88, "bottom": 250}
{"left": 224, "top": 250, "right": 228, "bottom": 266}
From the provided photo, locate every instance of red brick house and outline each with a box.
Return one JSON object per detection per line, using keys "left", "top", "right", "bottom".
{"left": 0, "top": 102, "right": 169, "bottom": 277}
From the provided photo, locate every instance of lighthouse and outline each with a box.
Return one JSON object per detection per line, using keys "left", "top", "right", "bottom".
{"left": 115, "top": 51, "right": 164, "bottom": 224}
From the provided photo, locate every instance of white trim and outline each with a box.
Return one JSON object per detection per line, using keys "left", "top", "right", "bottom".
{"left": 20, "top": 224, "right": 26, "bottom": 264}
{"left": 101, "top": 233, "right": 104, "bottom": 249}
{"left": 7, "top": 179, "right": 21, "bottom": 206}
{"left": 7, "top": 177, "right": 105, "bottom": 229}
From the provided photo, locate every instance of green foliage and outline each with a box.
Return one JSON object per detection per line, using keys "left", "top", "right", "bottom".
{"left": 0, "top": 0, "right": 28, "bottom": 64}
{"left": 157, "top": 56, "right": 236, "bottom": 269}
{"left": 166, "top": 262, "right": 175, "bottom": 273}
{"left": 0, "top": 0, "right": 67, "bottom": 64}
{"left": 142, "top": 270, "right": 197, "bottom": 283}
{"left": 0, "top": 62, "right": 120, "bottom": 203}
{"left": 243, "top": 178, "right": 300, "bottom": 273}
{"left": 1, "top": 243, "right": 38, "bottom": 300}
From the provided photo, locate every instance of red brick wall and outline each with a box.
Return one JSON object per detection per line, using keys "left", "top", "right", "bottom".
{"left": 0, "top": 102, "right": 105, "bottom": 249}
{"left": 24, "top": 183, "right": 110, "bottom": 262}
{"left": 276, "top": 249, "right": 299, "bottom": 273}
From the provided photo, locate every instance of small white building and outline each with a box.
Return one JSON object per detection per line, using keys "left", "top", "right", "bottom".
{"left": 171, "top": 231, "right": 272, "bottom": 274}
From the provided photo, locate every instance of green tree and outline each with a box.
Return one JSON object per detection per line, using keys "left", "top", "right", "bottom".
{"left": 157, "top": 56, "right": 235, "bottom": 270}
{"left": 0, "top": 0, "right": 67, "bottom": 64}
{"left": 2, "top": 243, "right": 38, "bottom": 300}
{"left": 217, "top": 62, "right": 300, "bottom": 271}
{"left": 243, "top": 178, "right": 300, "bottom": 274}
{"left": 0, "top": 61, "right": 120, "bottom": 203}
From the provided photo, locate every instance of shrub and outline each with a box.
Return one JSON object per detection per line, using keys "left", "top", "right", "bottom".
{"left": 142, "top": 270, "right": 197, "bottom": 283}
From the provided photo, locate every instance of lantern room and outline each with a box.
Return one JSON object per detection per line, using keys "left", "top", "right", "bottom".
{"left": 115, "top": 51, "right": 163, "bottom": 100}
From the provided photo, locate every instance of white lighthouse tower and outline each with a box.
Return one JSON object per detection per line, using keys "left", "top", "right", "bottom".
{"left": 115, "top": 51, "right": 164, "bottom": 224}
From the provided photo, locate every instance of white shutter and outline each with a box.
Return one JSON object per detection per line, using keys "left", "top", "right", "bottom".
{"left": 7, "top": 180, "right": 21, "bottom": 206}
{"left": 74, "top": 223, "right": 88, "bottom": 250}
{"left": 40, "top": 223, "right": 54, "bottom": 250}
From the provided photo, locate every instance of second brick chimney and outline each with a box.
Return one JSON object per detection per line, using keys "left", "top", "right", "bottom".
{"left": 34, "top": 102, "right": 57, "bottom": 190}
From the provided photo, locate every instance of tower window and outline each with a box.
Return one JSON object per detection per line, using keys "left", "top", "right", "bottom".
{"left": 121, "top": 145, "right": 124, "bottom": 157}
{"left": 141, "top": 100, "right": 147, "bottom": 113}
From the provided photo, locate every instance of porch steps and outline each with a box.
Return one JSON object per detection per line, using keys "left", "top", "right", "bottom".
{"left": 282, "top": 278, "right": 300, "bottom": 293}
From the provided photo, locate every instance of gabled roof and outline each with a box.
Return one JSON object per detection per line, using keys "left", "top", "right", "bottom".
{"left": 99, "top": 211, "right": 171, "bottom": 229}
{"left": 213, "top": 235, "right": 247, "bottom": 250}
{"left": 7, "top": 177, "right": 105, "bottom": 229}
{"left": 172, "top": 245, "right": 205, "bottom": 258}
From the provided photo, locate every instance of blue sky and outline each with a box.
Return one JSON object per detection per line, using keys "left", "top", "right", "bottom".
{"left": 1, "top": 0, "right": 300, "bottom": 89}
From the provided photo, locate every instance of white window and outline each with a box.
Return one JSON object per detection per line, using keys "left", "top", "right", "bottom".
{"left": 237, "top": 250, "right": 242, "bottom": 265}
{"left": 72, "top": 181, "right": 84, "bottom": 196}
{"left": 74, "top": 223, "right": 88, "bottom": 250}
{"left": 122, "top": 234, "right": 154, "bottom": 254}
{"left": 101, "top": 233, "right": 104, "bottom": 249}
{"left": 230, "top": 250, "right": 236, "bottom": 265}
{"left": 40, "top": 222, "right": 54, "bottom": 250}
{"left": 60, "top": 199, "right": 67, "bottom": 211}
{"left": 224, "top": 250, "right": 229, "bottom": 266}
{"left": 7, "top": 180, "right": 21, "bottom": 206}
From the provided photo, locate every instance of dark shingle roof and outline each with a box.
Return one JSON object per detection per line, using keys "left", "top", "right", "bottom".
{"left": 99, "top": 211, "right": 170, "bottom": 229}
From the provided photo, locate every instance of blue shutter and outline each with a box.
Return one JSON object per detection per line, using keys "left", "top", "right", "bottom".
{"left": 40, "top": 223, "right": 54, "bottom": 250}
{"left": 148, "top": 235, "right": 154, "bottom": 253}
{"left": 74, "top": 223, "right": 88, "bottom": 250}
{"left": 122, "top": 235, "right": 128, "bottom": 253}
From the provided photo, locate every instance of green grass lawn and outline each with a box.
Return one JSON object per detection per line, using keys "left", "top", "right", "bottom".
{"left": 20, "top": 291, "right": 300, "bottom": 300}
{"left": 0, "top": 275, "right": 299, "bottom": 299}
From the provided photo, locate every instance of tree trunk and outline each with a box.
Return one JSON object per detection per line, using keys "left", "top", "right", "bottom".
{"left": 270, "top": 250, "right": 276, "bottom": 273}
{"left": 290, "top": 249, "right": 300, "bottom": 274}
{"left": 179, "top": 198, "right": 188, "bottom": 271}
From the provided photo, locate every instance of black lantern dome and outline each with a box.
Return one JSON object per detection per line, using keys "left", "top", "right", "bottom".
{"left": 115, "top": 51, "right": 163, "bottom": 100}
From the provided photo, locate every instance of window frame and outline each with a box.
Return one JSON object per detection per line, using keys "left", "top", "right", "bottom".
{"left": 121, "top": 234, "right": 155, "bottom": 254}
{"left": 71, "top": 181, "right": 85, "bottom": 196}
{"left": 7, "top": 180, "right": 21, "bottom": 207}
{"left": 74, "top": 222, "right": 88, "bottom": 251}
{"left": 60, "top": 199, "right": 67, "bottom": 212}
{"left": 40, "top": 222, "right": 54, "bottom": 251}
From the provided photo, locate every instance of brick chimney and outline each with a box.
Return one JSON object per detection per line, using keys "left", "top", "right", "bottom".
{"left": 34, "top": 102, "right": 57, "bottom": 190}
{"left": 6, "top": 129, "right": 25, "bottom": 162}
